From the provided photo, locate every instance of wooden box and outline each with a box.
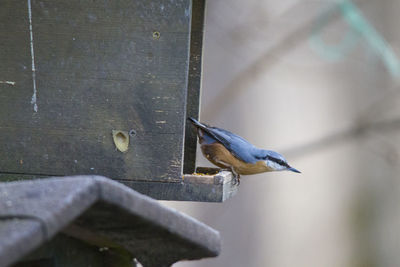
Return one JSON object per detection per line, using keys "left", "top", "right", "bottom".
{"left": 0, "top": 0, "right": 237, "bottom": 201}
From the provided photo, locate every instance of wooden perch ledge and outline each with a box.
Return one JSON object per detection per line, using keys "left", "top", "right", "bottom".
{"left": 124, "top": 168, "right": 239, "bottom": 202}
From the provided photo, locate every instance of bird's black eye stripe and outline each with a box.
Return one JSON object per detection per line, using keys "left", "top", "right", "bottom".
{"left": 257, "top": 155, "right": 289, "bottom": 167}
{"left": 266, "top": 156, "right": 289, "bottom": 167}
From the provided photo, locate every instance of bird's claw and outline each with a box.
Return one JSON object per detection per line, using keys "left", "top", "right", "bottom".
{"left": 232, "top": 174, "right": 240, "bottom": 186}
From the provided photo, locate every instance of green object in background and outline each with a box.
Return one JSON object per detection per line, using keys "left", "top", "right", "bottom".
{"left": 310, "top": 0, "right": 400, "bottom": 78}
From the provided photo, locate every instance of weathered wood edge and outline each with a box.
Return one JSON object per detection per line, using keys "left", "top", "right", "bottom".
{"left": 121, "top": 170, "right": 238, "bottom": 202}
{"left": 0, "top": 176, "right": 221, "bottom": 266}
{"left": 183, "top": 0, "right": 206, "bottom": 174}
{"left": 0, "top": 168, "right": 239, "bottom": 202}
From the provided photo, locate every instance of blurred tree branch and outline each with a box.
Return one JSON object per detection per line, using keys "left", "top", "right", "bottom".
{"left": 283, "top": 115, "right": 400, "bottom": 159}
{"left": 203, "top": 0, "right": 368, "bottom": 119}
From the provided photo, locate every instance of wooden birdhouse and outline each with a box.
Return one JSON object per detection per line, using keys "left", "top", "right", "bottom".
{"left": 0, "top": 0, "right": 237, "bottom": 202}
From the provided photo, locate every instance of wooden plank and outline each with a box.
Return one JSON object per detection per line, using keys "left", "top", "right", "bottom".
{"left": 124, "top": 170, "right": 239, "bottom": 202}
{"left": 0, "top": 169, "right": 239, "bottom": 202}
{"left": 0, "top": 0, "right": 194, "bottom": 182}
{"left": 19, "top": 234, "right": 133, "bottom": 267}
{"left": 183, "top": 0, "right": 206, "bottom": 174}
{"left": 1, "top": 176, "right": 221, "bottom": 265}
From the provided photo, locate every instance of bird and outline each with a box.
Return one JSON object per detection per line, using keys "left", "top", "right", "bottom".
{"left": 188, "top": 117, "right": 300, "bottom": 184}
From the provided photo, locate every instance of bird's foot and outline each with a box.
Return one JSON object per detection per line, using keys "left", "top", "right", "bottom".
{"left": 232, "top": 173, "right": 240, "bottom": 186}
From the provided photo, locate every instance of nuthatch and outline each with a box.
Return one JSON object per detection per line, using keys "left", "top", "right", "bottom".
{"left": 189, "top": 117, "right": 300, "bottom": 184}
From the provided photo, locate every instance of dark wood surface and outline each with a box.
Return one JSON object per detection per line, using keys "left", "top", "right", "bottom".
{"left": 0, "top": 168, "right": 239, "bottom": 202}
{"left": 124, "top": 170, "right": 238, "bottom": 202}
{"left": 0, "top": 0, "right": 197, "bottom": 182}
{"left": 0, "top": 176, "right": 221, "bottom": 266}
{"left": 183, "top": 0, "right": 205, "bottom": 174}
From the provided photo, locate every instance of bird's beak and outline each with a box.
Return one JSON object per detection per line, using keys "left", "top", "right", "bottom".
{"left": 287, "top": 167, "right": 301, "bottom": 173}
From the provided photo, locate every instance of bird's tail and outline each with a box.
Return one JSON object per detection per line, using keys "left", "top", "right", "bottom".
{"left": 187, "top": 117, "right": 227, "bottom": 147}
{"left": 187, "top": 117, "right": 207, "bottom": 129}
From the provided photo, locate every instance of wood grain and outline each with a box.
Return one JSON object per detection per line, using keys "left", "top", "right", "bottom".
{"left": 0, "top": 0, "right": 194, "bottom": 182}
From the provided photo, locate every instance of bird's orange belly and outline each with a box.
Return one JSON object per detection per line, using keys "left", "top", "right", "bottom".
{"left": 200, "top": 143, "right": 273, "bottom": 175}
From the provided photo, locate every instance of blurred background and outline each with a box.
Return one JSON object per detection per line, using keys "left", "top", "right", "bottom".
{"left": 166, "top": 0, "right": 400, "bottom": 266}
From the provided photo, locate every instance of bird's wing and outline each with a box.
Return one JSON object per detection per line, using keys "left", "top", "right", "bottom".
{"left": 206, "top": 127, "right": 260, "bottom": 164}
{"left": 188, "top": 117, "right": 261, "bottom": 163}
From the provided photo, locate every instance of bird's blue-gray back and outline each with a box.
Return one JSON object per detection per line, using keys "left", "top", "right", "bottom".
{"left": 204, "top": 127, "right": 265, "bottom": 164}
